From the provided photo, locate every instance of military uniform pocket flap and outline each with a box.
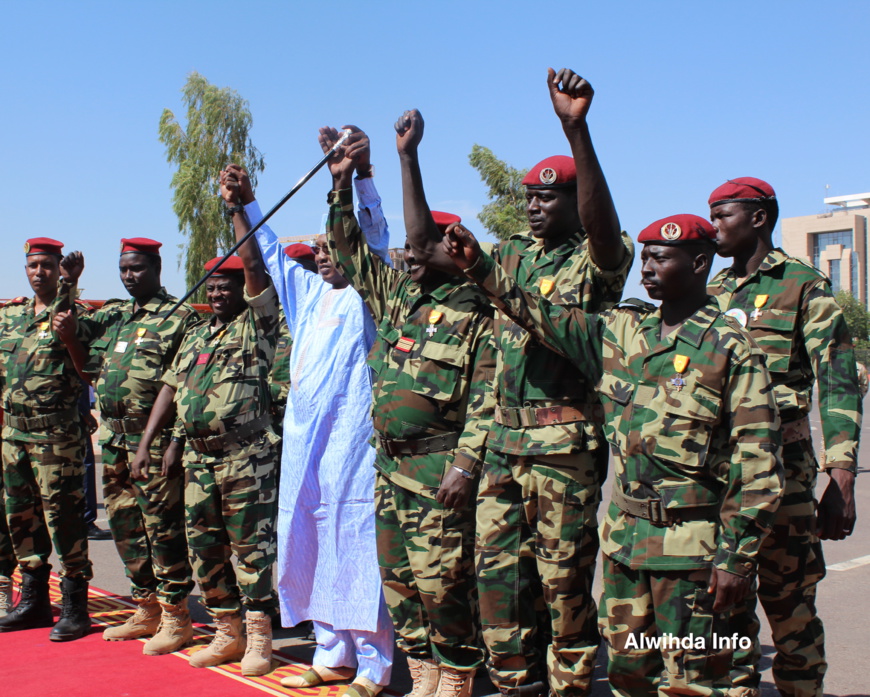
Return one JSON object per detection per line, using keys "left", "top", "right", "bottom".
{"left": 754, "top": 307, "right": 798, "bottom": 332}
{"left": 419, "top": 340, "right": 466, "bottom": 367}
{"left": 0, "top": 338, "right": 16, "bottom": 354}
{"left": 596, "top": 373, "right": 632, "bottom": 405}
{"left": 662, "top": 386, "right": 721, "bottom": 424}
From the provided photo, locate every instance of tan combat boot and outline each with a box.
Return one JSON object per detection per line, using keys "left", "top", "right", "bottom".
{"left": 405, "top": 657, "right": 441, "bottom": 697}
{"left": 0, "top": 576, "right": 12, "bottom": 618}
{"left": 240, "top": 610, "right": 273, "bottom": 676}
{"left": 142, "top": 600, "right": 194, "bottom": 655}
{"left": 188, "top": 613, "right": 246, "bottom": 668}
{"left": 435, "top": 667, "right": 475, "bottom": 697}
{"left": 102, "top": 594, "right": 160, "bottom": 641}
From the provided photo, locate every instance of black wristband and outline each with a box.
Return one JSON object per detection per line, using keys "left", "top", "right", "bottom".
{"left": 226, "top": 204, "right": 245, "bottom": 216}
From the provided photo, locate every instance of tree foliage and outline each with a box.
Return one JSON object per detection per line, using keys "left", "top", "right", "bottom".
{"left": 835, "top": 290, "right": 870, "bottom": 350}
{"left": 158, "top": 72, "right": 265, "bottom": 296}
{"left": 468, "top": 145, "right": 529, "bottom": 240}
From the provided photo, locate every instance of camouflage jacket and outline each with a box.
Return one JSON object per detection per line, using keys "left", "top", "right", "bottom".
{"left": 162, "top": 285, "right": 280, "bottom": 466}
{"left": 708, "top": 248, "right": 862, "bottom": 473}
{"left": 269, "top": 309, "right": 292, "bottom": 413}
{"left": 487, "top": 229, "right": 634, "bottom": 457}
{"left": 328, "top": 188, "right": 496, "bottom": 499}
{"left": 80, "top": 287, "right": 199, "bottom": 450}
{"left": 0, "top": 280, "right": 87, "bottom": 442}
{"left": 467, "top": 251, "right": 783, "bottom": 576}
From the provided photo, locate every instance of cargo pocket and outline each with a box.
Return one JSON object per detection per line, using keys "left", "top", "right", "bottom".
{"left": 750, "top": 308, "right": 797, "bottom": 375}
{"left": 652, "top": 385, "right": 721, "bottom": 470}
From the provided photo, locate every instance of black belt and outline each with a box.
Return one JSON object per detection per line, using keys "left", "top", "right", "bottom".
{"left": 187, "top": 413, "right": 271, "bottom": 453}
{"left": 612, "top": 487, "right": 719, "bottom": 527}
{"left": 378, "top": 432, "right": 460, "bottom": 457}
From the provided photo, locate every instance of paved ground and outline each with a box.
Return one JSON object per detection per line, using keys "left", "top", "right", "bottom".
{"left": 60, "top": 401, "right": 870, "bottom": 696}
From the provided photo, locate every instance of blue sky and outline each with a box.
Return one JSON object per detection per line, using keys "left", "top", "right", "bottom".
{"left": 3, "top": 1, "right": 869, "bottom": 301}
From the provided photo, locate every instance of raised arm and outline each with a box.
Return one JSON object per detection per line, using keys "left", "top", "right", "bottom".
{"left": 220, "top": 165, "right": 271, "bottom": 296}
{"left": 548, "top": 68, "right": 624, "bottom": 270}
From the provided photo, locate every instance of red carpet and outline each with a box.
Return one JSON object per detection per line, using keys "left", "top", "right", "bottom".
{"left": 0, "top": 572, "right": 386, "bottom": 697}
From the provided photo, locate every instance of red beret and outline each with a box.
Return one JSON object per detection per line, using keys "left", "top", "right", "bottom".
{"left": 120, "top": 237, "right": 162, "bottom": 256}
{"left": 708, "top": 177, "right": 776, "bottom": 207}
{"left": 204, "top": 255, "right": 245, "bottom": 275}
{"left": 284, "top": 243, "right": 316, "bottom": 261}
{"left": 431, "top": 211, "right": 461, "bottom": 234}
{"left": 24, "top": 237, "right": 64, "bottom": 256}
{"left": 638, "top": 214, "right": 716, "bottom": 246}
{"left": 521, "top": 156, "right": 576, "bottom": 189}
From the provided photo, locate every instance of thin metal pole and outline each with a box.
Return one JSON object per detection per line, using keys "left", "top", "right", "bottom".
{"left": 164, "top": 129, "right": 351, "bottom": 319}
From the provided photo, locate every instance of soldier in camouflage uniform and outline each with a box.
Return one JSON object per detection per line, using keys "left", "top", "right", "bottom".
{"left": 54, "top": 238, "right": 200, "bottom": 653}
{"left": 707, "top": 178, "right": 862, "bottom": 697}
{"left": 0, "top": 238, "right": 93, "bottom": 642}
{"left": 0, "top": 410, "right": 16, "bottom": 616}
{"left": 132, "top": 232, "right": 280, "bottom": 675}
{"left": 399, "top": 70, "right": 633, "bottom": 697}
{"left": 445, "top": 213, "right": 784, "bottom": 696}
{"left": 323, "top": 125, "right": 496, "bottom": 697}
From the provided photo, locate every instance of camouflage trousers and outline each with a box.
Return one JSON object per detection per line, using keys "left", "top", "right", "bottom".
{"left": 0, "top": 473, "right": 15, "bottom": 577}
{"left": 185, "top": 442, "right": 278, "bottom": 618}
{"left": 375, "top": 472, "right": 483, "bottom": 671}
{"left": 102, "top": 440, "right": 193, "bottom": 605}
{"left": 2, "top": 434, "right": 92, "bottom": 579}
{"left": 600, "top": 556, "right": 733, "bottom": 697}
{"left": 476, "top": 449, "right": 603, "bottom": 697}
{"left": 730, "top": 440, "right": 826, "bottom": 697}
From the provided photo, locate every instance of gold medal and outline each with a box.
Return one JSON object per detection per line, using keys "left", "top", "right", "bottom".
{"left": 426, "top": 310, "right": 443, "bottom": 337}
{"left": 751, "top": 294, "right": 769, "bottom": 321}
{"left": 539, "top": 278, "right": 555, "bottom": 296}
{"left": 135, "top": 327, "right": 147, "bottom": 345}
{"left": 38, "top": 321, "right": 49, "bottom": 339}
{"left": 671, "top": 354, "right": 689, "bottom": 391}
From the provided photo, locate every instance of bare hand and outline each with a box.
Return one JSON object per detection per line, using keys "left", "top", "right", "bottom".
{"left": 83, "top": 411, "right": 98, "bottom": 435}
{"left": 220, "top": 164, "right": 255, "bottom": 205}
{"left": 436, "top": 467, "right": 474, "bottom": 510}
{"left": 441, "top": 223, "right": 482, "bottom": 270}
{"left": 60, "top": 251, "right": 85, "bottom": 283}
{"left": 547, "top": 67, "right": 594, "bottom": 128}
{"left": 161, "top": 440, "right": 183, "bottom": 478}
{"left": 817, "top": 468, "right": 857, "bottom": 540}
{"left": 318, "top": 126, "right": 368, "bottom": 184}
{"left": 131, "top": 448, "right": 151, "bottom": 481}
{"left": 52, "top": 311, "right": 77, "bottom": 344}
{"left": 708, "top": 567, "right": 751, "bottom": 613}
{"left": 395, "top": 109, "right": 424, "bottom": 155}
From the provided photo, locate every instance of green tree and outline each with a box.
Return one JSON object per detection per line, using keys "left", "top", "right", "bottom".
{"left": 835, "top": 289, "right": 870, "bottom": 350}
{"left": 159, "top": 72, "right": 265, "bottom": 296}
{"left": 468, "top": 144, "right": 529, "bottom": 240}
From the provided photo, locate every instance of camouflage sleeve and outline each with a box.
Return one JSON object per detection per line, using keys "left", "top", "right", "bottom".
{"left": 588, "top": 232, "right": 635, "bottom": 286}
{"left": 801, "top": 280, "right": 862, "bottom": 472}
{"left": 451, "top": 318, "right": 497, "bottom": 476}
{"left": 466, "top": 250, "right": 604, "bottom": 372}
{"left": 244, "top": 284, "right": 280, "bottom": 370}
{"left": 327, "top": 188, "right": 401, "bottom": 323}
{"left": 714, "top": 346, "right": 783, "bottom": 577}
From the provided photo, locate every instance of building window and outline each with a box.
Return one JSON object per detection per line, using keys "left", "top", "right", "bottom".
{"left": 829, "top": 259, "right": 841, "bottom": 292}
{"left": 812, "top": 229, "right": 853, "bottom": 269}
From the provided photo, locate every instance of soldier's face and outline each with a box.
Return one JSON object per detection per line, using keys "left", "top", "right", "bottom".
{"left": 119, "top": 253, "right": 161, "bottom": 301}
{"left": 25, "top": 254, "right": 60, "bottom": 296}
{"left": 206, "top": 275, "right": 246, "bottom": 321}
{"left": 525, "top": 188, "right": 578, "bottom": 239}
{"left": 641, "top": 244, "right": 707, "bottom": 301}
{"left": 404, "top": 240, "right": 433, "bottom": 284}
{"left": 313, "top": 234, "right": 348, "bottom": 289}
{"left": 709, "top": 202, "right": 759, "bottom": 258}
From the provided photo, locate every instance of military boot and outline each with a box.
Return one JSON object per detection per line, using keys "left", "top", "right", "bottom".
{"left": 240, "top": 610, "right": 273, "bottom": 676}
{"left": 49, "top": 576, "right": 91, "bottom": 641}
{"left": 0, "top": 576, "right": 13, "bottom": 617}
{"left": 405, "top": 657, "right": 442, "bottom": 697}
{"left": 143, "top": 600, "right": 194, "bottom": 655}
{"left": 436, "top": 667, "right": 475, "bottom": 697}
{"left": 0, "top": 565, "right": 54, "bottom": 631}
{"left": 103, "top": 594, "right": 161, "bottom": 641}
{"left": 188, "top": 613, "right": 246, "bottom": 668}
{"left": 482, "top": 682, "right": 547, "bottom": 697}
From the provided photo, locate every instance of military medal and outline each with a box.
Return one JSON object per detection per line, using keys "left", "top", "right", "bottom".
{"left": 539, "top": 278, "right": 555, "bottom": 296}
{"left": 426, "top": 310, "right": 443, "bottom": 337}
{"left": 725, "top": 307, "right": 748, "bottom": 327}
{"left": 38, "top": 321, "right": 49, "bottom": 339}
{"left": 750, "top": 294, "right": 768, "bottom": 321}
{"left": 396, "top": 336, "right": 416, "bottom": 353}
{"left": 135, "top": 327, "right": 147, "bottom": 345}
{"left": 671, "top": 354, "right": 689, "bottom": 391}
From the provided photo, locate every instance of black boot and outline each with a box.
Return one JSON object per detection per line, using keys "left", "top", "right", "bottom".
{"left": 0, "top": 565, "right": 54, "bottom": 632}
{"left": 49, "top": 576, "right": 91, "bottom": 641}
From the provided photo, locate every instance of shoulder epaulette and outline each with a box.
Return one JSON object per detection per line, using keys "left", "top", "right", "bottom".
{"left": 2, "top": 297, "right": 27, "bottom": 308}
{"left": 74, "top": 298, "right": 95, "bottom": 310}
{"left": 615, "top": 297, "right": 655, "bottom": 312}
{"left": 507, "top": 231, "right": 533, "bottom": 243}
{"left": 102, "top": 297, "right": 126, "bottom": 307}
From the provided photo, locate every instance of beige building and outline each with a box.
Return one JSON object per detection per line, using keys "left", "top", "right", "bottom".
{"left": 782, "top": 193, "right": 870, "bottom": 306}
